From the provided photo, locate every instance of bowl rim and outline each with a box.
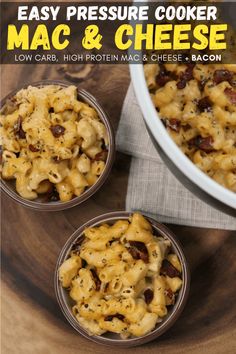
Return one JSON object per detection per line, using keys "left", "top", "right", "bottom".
{"left": 129, "top": 64, "right": 236, "bottom": 210}
{"left": 54, "top": 211, "right": 190, "bottom": 347}
{"left": 0, "top": 80, "right": 115, "bottom": 211}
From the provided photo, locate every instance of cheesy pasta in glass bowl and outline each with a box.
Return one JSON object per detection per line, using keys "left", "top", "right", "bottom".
{"left": 55, "top": 212, "right": 190, "bottom": 347}
{"left": 0, "top": 81, "right": 114, "bottom": 211}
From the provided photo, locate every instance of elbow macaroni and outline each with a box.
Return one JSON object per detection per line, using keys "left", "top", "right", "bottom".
{"left": 58, "top": 213, "right": 183, "bottom": 338}
{"left": 0, "top": 85, "right": 109, "bottom": 201}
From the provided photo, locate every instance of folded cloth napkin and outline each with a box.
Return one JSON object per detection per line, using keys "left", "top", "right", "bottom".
{"left": 116, "top": 84, "right": 236, "bottom": 230}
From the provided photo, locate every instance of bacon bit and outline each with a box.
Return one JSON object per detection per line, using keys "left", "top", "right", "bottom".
{"left": 213, "top": 70, "right": 233, "bottom": 85}
{"left": 166, "top": 119, "right": 181, "bottom": 133}
{"left": 18, "top": 128, "right": 26, "bottom": 139}
{"left": 165, "top": 288, "right": 175, "bottom": 305}
{"left": 155, "top": 64, "right": 173, "bottom": 87}
{"left": 94, "top": 150, "right": 108, "bottom": 162}
{"left": 144, "top": 289, "right": 154, "bottom": 304}
{"left": 184, "top": 64, "right": 195, "bottom": 79}
{"left": 29, "top": 144, "right": 40, "bottom": 152}
{"left": 182, "top": 124, "right": 192, "bottom": 132}
{"left": 156, "top": 72, "right": 171, "bottom": 87}
{"left": 104, "top": 314, "right": 125, "bottom": 322}
{"left": 50, "top": 125, "right": 65, "bottom": 138}
{"left": 188, "top": 135, "right": 214, "bottom": 152}
{"left": 177, "top": 80, "right": 186, "bottom": 89}
{"left": 197, "top": 97, "right": 212, "bottom": 112}
{"left": 129, "top": 241, "right": 148, "bottom": 252}
{"left": 156, "top": 63, "right": 179, "bottom": 87}
{"left": 46, "top": 186, "right": 60, "bottom": 202}
{"left": 160, "top": 259, "right": 181, "bottom": 278}
{"left": 90, "top": 269, "right": 101, "bottom": 291}
{"left": 127, "top": 246, "right": 139, "bottom": 260}
{"left": 14, "top": 116, "right": 26, "bottom": 139}
{"left": 177, "top": 64, "right": 195, "bottom": 89}
{"left": 178, "top": 64, "right": 195, "bottom": 88}
{"left": 224, "top": 88, "right": 236, "bottom": 105}
{"left": 128, "top": 241, "right": 149, "bottom": 263}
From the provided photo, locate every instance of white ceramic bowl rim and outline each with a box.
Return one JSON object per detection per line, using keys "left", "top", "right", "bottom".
{"left": 129, "top": 0, "right": 236, "bottom": 210}
{"left": 130, "top": 65, "right": 236, "bottom": 209}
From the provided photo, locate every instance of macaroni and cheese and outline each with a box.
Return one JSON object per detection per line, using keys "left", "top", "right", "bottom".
{"left": 58, "top": 213, "right": 183, "bottom": 338}
{"left": 0, "top": 85, "right": 109, "bottom": 201}
{"left": 144, "top": 63, "right": 236, "bottom": 192}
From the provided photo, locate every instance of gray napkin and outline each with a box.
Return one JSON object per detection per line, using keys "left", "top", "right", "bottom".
{"left": 116, "top": 84, "right": 236, "bottom": 230}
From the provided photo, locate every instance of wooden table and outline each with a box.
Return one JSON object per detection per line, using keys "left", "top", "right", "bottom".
{"left": 1, "top": 63, "right": 236, "bottom": 354}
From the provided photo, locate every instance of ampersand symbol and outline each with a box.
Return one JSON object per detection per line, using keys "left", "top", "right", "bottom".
{"left": 82, "top": 25, "right": 102, "bottom": 50}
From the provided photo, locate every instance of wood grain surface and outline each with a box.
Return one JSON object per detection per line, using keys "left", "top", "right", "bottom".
{"left": 1, "top": 61, "right": 236, "bottom": 354}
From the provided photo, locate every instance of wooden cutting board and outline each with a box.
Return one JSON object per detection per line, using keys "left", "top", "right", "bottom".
{"left": 1, "top": 62, "right": 236, "bottom": 354}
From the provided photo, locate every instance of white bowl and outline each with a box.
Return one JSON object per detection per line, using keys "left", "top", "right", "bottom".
{"left": 130, "top": 64, "right": 236, "bottom": 216}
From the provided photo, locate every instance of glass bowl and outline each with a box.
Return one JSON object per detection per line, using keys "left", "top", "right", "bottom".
{"left": 0, "top": 80, "right": 115, "bottom": 211}
{"left": 55, "top": 211, "right": 190, "bottom": 347}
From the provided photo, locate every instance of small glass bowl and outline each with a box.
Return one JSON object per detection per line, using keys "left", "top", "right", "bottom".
{"left": 0, "top": 80, "right": 115, "bottom": 211}
{"left": 55, "top": 211, "right": 190, "bottom": 347}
